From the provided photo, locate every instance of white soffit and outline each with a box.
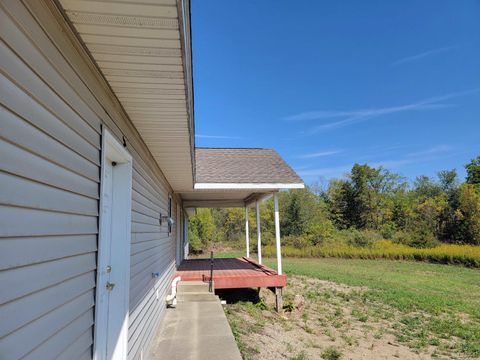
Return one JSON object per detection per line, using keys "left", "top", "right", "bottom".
{"left": 59, "top": 0, "right": 194, "bottom": 191}
{"left": 180, "top": 188, "right": 286, "bottom": 208}
{"left": 180, "top": 190, "right": 257, "bottom": 208}
{"left": 194, "top": 183, "right": 305, "bottom": 190}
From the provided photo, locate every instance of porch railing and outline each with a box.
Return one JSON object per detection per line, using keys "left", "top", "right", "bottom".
{"left": 208, "top": 251, "right": 214, "bottom": 292}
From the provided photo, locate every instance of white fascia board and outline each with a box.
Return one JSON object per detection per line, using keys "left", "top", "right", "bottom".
{"left": 194, "top": 183, "right": 305, "bottom": 190}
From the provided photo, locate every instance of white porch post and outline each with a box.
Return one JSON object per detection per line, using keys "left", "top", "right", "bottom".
{"left": 245, "top": 206, "right": 250, "bottom": 258}
{"left": 256, "top": 200, "right": 262, "bottom": 264}
{"left": 274, "top": 193, "right": 282, "bottom": 275}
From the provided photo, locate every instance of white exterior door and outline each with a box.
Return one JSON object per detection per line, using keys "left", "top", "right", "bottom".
{"left": 94, "top": 129, "right": 132, "bottom": 360}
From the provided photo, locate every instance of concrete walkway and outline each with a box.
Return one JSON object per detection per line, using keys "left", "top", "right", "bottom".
{"left": 149, "top": 282, "right": 242, "bottom": 360}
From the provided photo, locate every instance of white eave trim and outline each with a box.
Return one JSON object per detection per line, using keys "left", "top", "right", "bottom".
{"left": 194, "top": 183, "right": 305, "bottom": 190}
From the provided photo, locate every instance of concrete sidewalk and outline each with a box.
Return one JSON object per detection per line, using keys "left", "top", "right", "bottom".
{"left": 149, "top": 286, "right": 242, "bottom": 360}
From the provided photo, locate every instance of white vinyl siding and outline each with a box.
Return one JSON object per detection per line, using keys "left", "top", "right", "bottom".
{"left": 0, "top": 1, "right": 181, "bottom": 359}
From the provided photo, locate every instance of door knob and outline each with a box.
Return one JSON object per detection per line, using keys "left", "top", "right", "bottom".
{"left": 106, "top": 282, "right": 115, "bottom": 291}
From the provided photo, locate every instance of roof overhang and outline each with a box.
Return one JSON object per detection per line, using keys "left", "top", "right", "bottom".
{"left": 58, "top": 0, "right": 195, "bottom": 191}
{"left": 57, "top": 3, "right": 303, "bottom": 200}
{"left": 181, "top": 148, "right": 305, "bottom": 208}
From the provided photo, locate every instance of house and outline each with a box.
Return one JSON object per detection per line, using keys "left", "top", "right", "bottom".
{"left": 0, "top": 1, "right": 303, "bottom": 359}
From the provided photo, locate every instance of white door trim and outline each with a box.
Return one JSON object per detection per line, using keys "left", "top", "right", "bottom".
{"left": 94, "top": 128, "right": 132, "bottom": 360}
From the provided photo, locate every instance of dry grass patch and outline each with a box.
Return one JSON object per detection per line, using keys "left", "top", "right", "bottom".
{"left": 223, "top": 275, "right": 476, "bottom": 360}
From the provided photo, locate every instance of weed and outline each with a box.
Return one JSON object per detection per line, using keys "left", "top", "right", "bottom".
{"left": 305, "top": 290, "right": 320, "bottom": 300}
{"left": 304, "top": 324, "right": 315, "bottom": 334}
{"left": 255, "top": 300, "right": 268, "bottom": 310}
{"left": 290, "top": 351, "right": 308, "bottom": 360}
{"left": 351, "top": 308, "right": 368, "bottom": 322}
{"left": 228, "top": 319, "right": 253, "bottom": 358}
{"left": 323, "top": 328, "right": 335, "bottom": 341}
{"left": 340, "top": 334, "right": 357, "bottom": 346}
{"left": 321, "top": 346, "right": 342, "bottom": 360}
{"left": 301, "top": 312, "right": 309, "bottom": 322}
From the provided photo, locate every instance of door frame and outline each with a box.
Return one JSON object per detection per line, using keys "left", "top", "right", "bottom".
{"left": 94, "top": 128, "right": 132, "bottom": 360}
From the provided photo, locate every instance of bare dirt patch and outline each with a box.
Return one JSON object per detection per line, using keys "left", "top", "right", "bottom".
{"left": 222, "top": 276, "right": 467, "bottom": 360}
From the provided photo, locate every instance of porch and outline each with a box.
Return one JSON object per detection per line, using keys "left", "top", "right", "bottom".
{"left": 175, "top": 257, "right": 287, "bottom": 289}
{"left": 176, "top": 148, "right": 304, "bottom": 310}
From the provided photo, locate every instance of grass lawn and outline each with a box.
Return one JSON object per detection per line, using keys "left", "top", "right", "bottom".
{"left": 215, "top": 254, "right": 480, "bottom": 359}
{"left": 265, "top": 258, "right": 480, "bottom": 319}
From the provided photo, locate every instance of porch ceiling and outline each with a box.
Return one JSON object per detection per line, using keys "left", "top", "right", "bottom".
{"left": 58, "top": 0, "right": 194, "bottom": 191}
{"left": 180, "top": 189, "right": 275, "bottom": 208}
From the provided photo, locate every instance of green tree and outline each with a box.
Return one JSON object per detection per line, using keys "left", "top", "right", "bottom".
{"left": 413, "top": 194, "right": 447, "bottom": 236}
{"left": 188, "top": 216, "right": 202, "bottom": 252}
{"left": 349, "top": 164, "right": 379, "bottom": 228}
{"left": 220, "top": 208, "right": 245, "bottom": 242}
{"left": 437, "top": 170, "right": 460, "bottom": 242}
{"left": 280, "top": 189, "right": 314, "bottom": 236}
{"left": 328, "top": 164, "right": 405, "bottom": 230}
{"left": 465, "top": 156, "right": 480, "bottom": 186}
{"left": 438, "top": 169, "right": 458, "bottom": 192}
{"left": 188, "top": 208, "right": 216, "bottom": 251}
{"left": 456, "top": 184, "right": 480, "bottom": 245}
{"left": 326, "top": 179, "right": 353, "bottom": 229}
{"left": 187, "top": 155, "right": 480, "bottom": 251}
{"left": 413, "top": 175, "right": 441, "bottom": 200}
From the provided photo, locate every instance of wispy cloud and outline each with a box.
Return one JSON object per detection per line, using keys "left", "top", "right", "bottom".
{"left": 285, "top": 103, "right": 452, "bottom": 122}
{"left": 405, "top": 144, "right": 453, "bottom": 158}
{"left": 195, "top": 134, "right": 242, "bottom": 139}
{"left": 284, "top": 103, "right": 451, "bottom": 122}
{"left": 298, "top": 165, "right": 352, "bottom": 178}
{"left": 298, "top": 145, "right": 454, "bottom": 180}
{"left": 391, "top": 46, "right": 457, "bottom": 66}
{"left": 297, "top": 149, "right": 343, "bottom": 159}
{"left": 368, "top": 145, "right": 453, "bottom": 169}
{"left": 284, "top": 88, "right": 479, "bottom": 134}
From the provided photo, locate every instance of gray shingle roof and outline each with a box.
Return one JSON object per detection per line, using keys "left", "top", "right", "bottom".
{"left": 195, "top": 148, "right": 303, "bottom": 184}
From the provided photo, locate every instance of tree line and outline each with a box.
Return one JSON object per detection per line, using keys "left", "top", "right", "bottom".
{"left": 188, "top": 156, "right": 480, "bottom": 251}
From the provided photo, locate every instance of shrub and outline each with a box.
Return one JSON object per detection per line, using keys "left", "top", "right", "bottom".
{"left": 391, "top": 230, "right": 410, "bottom": 245}
{"left": 392, "top": 229, "right": 439, "bottom": 249}
{"left": 408, "top": 228, "right": 439, "bottom": 248}
{"left": 261, "top": 231, "right": 275, "bottom": 246}
{"left": 283, "top": 235, "right": 309, "bottom": 249}
{"left": 381, "top": 222, "right": 397, "bottom": 240}
{"left": 306, "top": 221, "right": 335, "bottom": 246}
{"left": 346, "top": 229, "right": 381, "bottom": 248}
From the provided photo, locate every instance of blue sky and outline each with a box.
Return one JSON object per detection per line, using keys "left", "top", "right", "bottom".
{"left": 191, "top": 0, "right": 480, "bottom": 185}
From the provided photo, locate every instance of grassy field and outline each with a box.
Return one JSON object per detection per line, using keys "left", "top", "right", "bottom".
{"left": 218, "top": 255, "right": 480, "bottom": 359}
{"left": 262, "top": 241, "right": 480, "bottom": 268}
{"left": 266, "top": 258, "right": 480, "bottom": 318}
